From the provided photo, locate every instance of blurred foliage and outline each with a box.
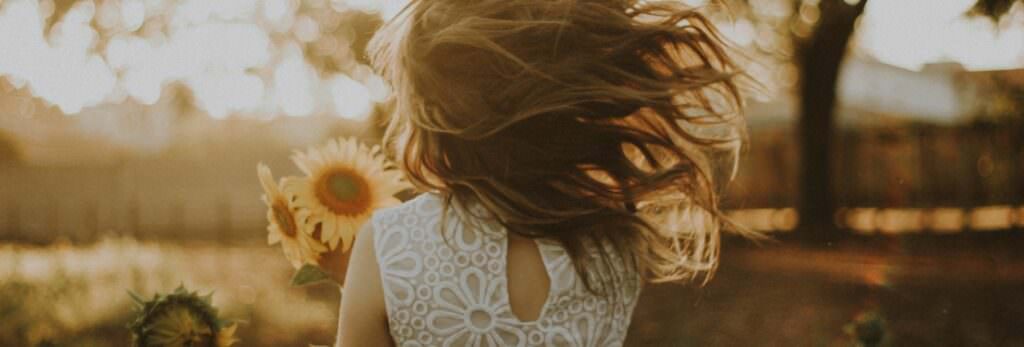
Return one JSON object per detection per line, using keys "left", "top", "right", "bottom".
{"left": 970, "top": 0, "right": 1023, "bottom": 19}
{"left": 966, "top": 69, "right": 1024, "bottom": 121}
{"left": 0, "top": 272, "right": 131, "bottom": 346}
{"left": 302, "top": 9, "right": 383, "bottom": 72}
{"left": 44, "top": 0, "right": 80, "bottom": 33}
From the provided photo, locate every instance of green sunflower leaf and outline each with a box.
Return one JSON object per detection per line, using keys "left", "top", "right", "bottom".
{"left": 291, "top": 264, "right": 330, "bottom": 286}
{"left": 128, "top": 291, "right": 147, "bottom": 308}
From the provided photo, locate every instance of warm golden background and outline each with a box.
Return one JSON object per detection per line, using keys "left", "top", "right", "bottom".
{"left": 0, "top": 0, "right": 1022, "bottom": 346}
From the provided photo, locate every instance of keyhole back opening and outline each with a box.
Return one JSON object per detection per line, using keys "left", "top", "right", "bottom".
{"left": 504, "top": 232, "right": 552, "bottom": 323}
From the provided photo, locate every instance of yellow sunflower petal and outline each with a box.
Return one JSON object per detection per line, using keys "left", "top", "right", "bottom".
{"left": 257, "top": 163, "right": 280, "bottom": 197}
{"left": 309, "top": 149, "right": 327, "bottom": 169}
{"left": 303, "top": 241, "right": 323, "bottom": 264}
{"left": 267, "top": 229, "right": 282, "bottom": 245}
{"left": 293, "top": 209, "right": 315, "bottom": 235}
{"left": 281, "top": 243, "right": 301, "bottom": 268}
{"left": 322, "top": 216, "right": 340, "bottom": 249}
{"left": 339, "top": 219, "right": 359, "bottom": 252}
{"left": 297, "top": 234, "right": 327, "bottom": 260}
{"left": 291, "top": 152, "right": 312, "bottom": 176}
{"left": 343, "top": 138, "right": 358, "bottom": 160}
{"left": 306, "top": 236, "right": 329, "bottom": 253}
{"left": 329, "top": 139, "right": 343, "bottom": 158}
{"left": 281, "top": 176, "right": 311, "bottom": 199}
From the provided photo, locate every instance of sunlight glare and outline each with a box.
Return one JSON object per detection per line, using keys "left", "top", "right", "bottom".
{"left": 171, "top": 0, "right": 259, "bottom": 28}
{"left": 720, "top": 18, "right": 755, "bottom": 46}
{"left": 860, "top": 0, "right": 1024, "bottom": 71}
{"left": 364, "top": 73, "right": 391, "bottom": 103}
{"left": 263, "top": 0, "right": 291, "bottom": 21}
{"left": 121, "top": 0, "right": 147, "bottom": 31}
{"left": 189, "top": 73, "right": 266, "bottom": 119}
{"left": 877, "top": 209, "right": 923, "bottom": 234}
{"left": 112, "top": 22, "right": 270, "bottom": 110}
{"left": 845, "top": 208, "right": 878, "bottom": 232}
{"left": 0, "top": 1, "right": 116, "bottom": 114}
{"left": 329, "top": 74, "right": 373, "bottom": 119}
{"left": 337, "top": 0, "right": 409, "bottom": 20}
{"left": 293, "top": 15, "right": 321, "bottom": 42}
{"left": 273, "top": 44, "right": 318, "bottom": 117}
{"left": 930, "top": 208, "right": 965, "bottom": 233}
{"left": 969, "top": 206, "right": 1013, "bottom": 231}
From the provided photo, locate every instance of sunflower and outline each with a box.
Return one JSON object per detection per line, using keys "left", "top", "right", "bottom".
{"left": 284, "top": 137, "right": 409, "bottom": 252}
{"left": 258, "top": 163, "right": 327, "bottom": 268}
{"left": 128, "top": 286, "right": 239, "bottom": 347}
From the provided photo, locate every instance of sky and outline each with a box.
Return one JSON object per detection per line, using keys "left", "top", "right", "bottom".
{"left": 0, "top": 0, "right": 1021, "bottom": 119}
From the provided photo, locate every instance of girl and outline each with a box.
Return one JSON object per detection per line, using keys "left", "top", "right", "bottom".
{"left": 336, "top": 0, "right": 748, "bottom": 345}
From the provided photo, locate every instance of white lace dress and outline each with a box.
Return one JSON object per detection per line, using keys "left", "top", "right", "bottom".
{"left": 371, "top": 193, "right": 642, "bottom": 347}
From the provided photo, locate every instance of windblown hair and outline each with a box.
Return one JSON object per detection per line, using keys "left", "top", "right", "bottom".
{"left": 369, "top": 0, "right": 750, "bottom": 291}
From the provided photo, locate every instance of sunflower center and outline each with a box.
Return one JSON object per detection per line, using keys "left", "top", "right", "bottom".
{"left": 272, "top": 201, "right": 298, "bottom": 238}
{"left": 328, "top": 173, "right": 362, "bottom": 201}
{"left": 315, "top": 169, "right": 372, "bottom": 216}
{"left": 148, "top": 306, "right": 216, "bottom": 347}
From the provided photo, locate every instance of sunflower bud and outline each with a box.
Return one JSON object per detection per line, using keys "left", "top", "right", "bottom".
{"left": 128, "top": 285, "right": 239, "bottom": 347}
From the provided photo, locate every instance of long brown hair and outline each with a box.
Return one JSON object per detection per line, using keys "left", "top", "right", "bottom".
{"left": 369, "top": 0, "right": 750, "bottom": 291}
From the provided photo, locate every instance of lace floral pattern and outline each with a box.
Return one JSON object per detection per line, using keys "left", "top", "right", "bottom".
{"left": 372, "top": 194, "right": 641, "bottom": 347}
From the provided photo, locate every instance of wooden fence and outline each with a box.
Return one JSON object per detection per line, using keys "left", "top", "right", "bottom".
{"left": 1, "top": 122, "right": 1021, "bottom": 242}
{"left": 728, "top": 122, "right": 1024, "bottom": 210}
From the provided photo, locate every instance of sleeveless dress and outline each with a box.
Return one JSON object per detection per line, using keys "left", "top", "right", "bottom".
{"left": 371, "top": 193, "right": 643, "bottom": 347}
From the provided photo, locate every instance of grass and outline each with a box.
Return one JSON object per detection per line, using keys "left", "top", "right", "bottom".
{"left": 0, "top": 237, "right": 339, "bottom": 347}
{"left": 4, "top": 233, "right": 1023, "bottom": 346}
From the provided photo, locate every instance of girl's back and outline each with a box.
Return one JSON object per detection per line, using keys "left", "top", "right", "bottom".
{"left": 334, "top": 0, "right": 750, "bottom": 345}
{"left": 371, "top": 193, "right": 641, "bottom": 347}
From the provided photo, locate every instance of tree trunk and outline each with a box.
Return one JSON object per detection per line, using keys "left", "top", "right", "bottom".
{"left": 795, "top": 0, "right": 867, "bottom": 239}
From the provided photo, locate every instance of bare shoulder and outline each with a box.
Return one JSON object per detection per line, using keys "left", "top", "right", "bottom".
{"left": 335, "top": 221, "right": 393, "bottom": 346}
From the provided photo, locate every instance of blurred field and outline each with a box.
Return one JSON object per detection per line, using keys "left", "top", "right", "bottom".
{"left": 627, "top": 235, "right": 1024, "bottom": 346}
{"left": 0, "top": 237, "right": 338, "bottom": 347}
{"left": 4, "top": 233, "right": 1024, "bottom": 346}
